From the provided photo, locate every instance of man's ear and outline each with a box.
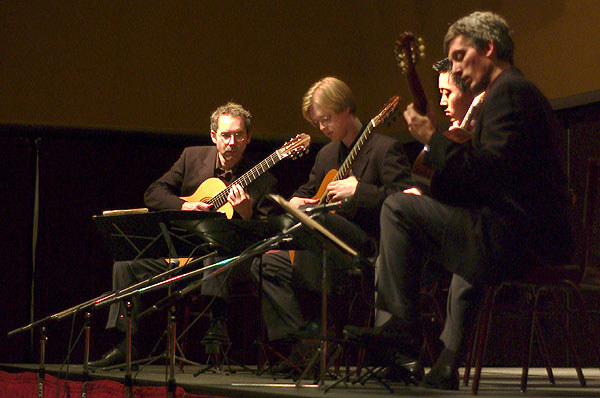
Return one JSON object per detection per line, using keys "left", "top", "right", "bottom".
{"left": 483, "top": 40, "right": 495, "bottom": 58}
{"left": 210, "top": 130, "right": 218, "bottom": 145}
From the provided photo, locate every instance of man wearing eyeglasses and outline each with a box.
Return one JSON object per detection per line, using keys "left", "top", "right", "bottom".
{"left": 90, "top": 102, "right": 276, "bottom": 368}
{"left": 253, "top": 77, "right": 412, "bottom": 374}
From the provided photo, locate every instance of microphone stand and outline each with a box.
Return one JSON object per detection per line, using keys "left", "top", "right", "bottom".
{"left": 265, "top": 195, "right": 358, "bottom": 389}
{"left": 6, "top": 251, "right": 218, "bottom": 396}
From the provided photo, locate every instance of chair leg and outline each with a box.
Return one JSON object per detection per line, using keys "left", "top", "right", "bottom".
{"left": 462, "top": 308, "right": 481, "bottom": 386}
{"left": 472, "top": 286, "right": 496, "bottom": 395}
{"left": 566, "top": 282, "right": 600, "bottom": 372}
{"left": 533, "top": 315, "right": 555, "bottom": 385}
{"left": 520, "top": 286, "right": 539, "bottom": 393}
{"left": 548, "top": 288, "right": 586, "bottom": 386}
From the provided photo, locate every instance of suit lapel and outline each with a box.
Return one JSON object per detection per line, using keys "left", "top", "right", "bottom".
{"left": 196, "top": 147, "right": 218, "bottom": 185}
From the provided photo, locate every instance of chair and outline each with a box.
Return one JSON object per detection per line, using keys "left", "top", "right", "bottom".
{"left": 463, "top": 157, "right": 600, "bottom": 394}
{"left": 419, "top": 278, "right": 448, "bottom": 366}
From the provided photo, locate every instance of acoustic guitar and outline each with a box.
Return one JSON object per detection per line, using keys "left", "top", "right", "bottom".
{"left": 312, "top": 96, "right": 400, "bottom": 205}
{"left": 180, "top": 133, "right": 311, "bottom": 218}
{"left": 394, "top": 32, "right": 435, "bottom": 179}
{"left": 287, "top": 97, "right": 399, "bottom": 264}
{"left": 395, "top": 32, "right": 481, "bottom": 180}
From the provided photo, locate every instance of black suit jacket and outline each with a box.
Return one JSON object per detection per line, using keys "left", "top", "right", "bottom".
{"left": 144, "top": 146, "right": 276, "bottom": 220}
{"left": 425, "top": 67, "right": 574, "bottom": 283}
{"left": 293, "top": 132, "right": 412, "bottom": 238}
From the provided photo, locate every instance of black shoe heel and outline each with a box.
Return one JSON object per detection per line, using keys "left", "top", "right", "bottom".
{"left": 423, "top": 365, "right": 459, "bottom": 390}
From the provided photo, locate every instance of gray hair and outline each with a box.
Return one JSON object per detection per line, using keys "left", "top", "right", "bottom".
{"left": 444, "top": 11, "right": 514, "bottom": 64}
{"left": 210, "top": 102, "right": 252, "bottom": 133}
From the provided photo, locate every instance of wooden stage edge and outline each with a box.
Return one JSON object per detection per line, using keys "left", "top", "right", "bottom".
{"left": 1, "top": 363, "right": 599, "bottom": 398}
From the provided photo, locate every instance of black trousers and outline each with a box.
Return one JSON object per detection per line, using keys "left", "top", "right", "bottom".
{"left": 376, "top": 192, "right": 483, "bottom": 353}
{"left": 252, "top": 212, "right": 375, "bottom": 341}
{"left": 250, "top": 251, "right": 304, "bottom": 341}
{"left": 441, "top": 274, "right": 483, "bottom": 352}
{"left": 106, "top": 256, "right": 250, "bottom": 334}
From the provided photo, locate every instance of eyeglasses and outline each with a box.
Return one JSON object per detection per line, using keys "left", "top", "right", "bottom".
{"left": 312, "top": 114, "right": 332, "bottom": 129}
{"left": 217, "top": 131, "right": 247, "bottom": 142}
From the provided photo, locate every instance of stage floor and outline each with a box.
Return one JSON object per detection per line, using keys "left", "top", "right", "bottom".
{"left": 1, "top": 363, "right": 599, "bottom": 397}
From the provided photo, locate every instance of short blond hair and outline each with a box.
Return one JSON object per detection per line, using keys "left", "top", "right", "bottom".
{"left": 301, "top": 77, "right": 357, "bottom": 122}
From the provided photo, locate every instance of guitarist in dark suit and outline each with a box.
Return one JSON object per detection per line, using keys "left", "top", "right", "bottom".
{"left": 90, "top": 102, "right": 276, "bottom": 368}
{"left": 346, "top": 12, "right": 574, "bottom": 389}
{"left": 252, "top": 77, "right": 412, "bottom": 372}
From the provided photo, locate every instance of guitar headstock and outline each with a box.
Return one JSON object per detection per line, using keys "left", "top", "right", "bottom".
{"left": 394, "top": 32, "right": 427, "bottom": 115}
{"left": 372, "top": 96, "right": 400, "bottom": 128}
{"left": 394, "top": 32, "right": 425, "bottom": 74}
{"left": 278, "top": 133, "right": 311, "bottom": 160}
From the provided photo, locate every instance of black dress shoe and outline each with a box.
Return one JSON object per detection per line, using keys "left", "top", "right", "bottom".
{"left": 202, "top": 317, "right": 229, "bottom": 343}
{"left": 89, "top": 347, "right": 126, "bottom": 368}
{"left": 383, "top": 351, "right": 424, "bottom": 385}
{"left": 343, "top": 317, "right": 421, "bottom": 358}
{"left": 289, "top": 322, "right": 320, "bottom": 340}
{"left": 89, "top": 342, "right": 139, "bottom": 369}
{"left": 423, "top": 365, "right": 459, "bottom": 390}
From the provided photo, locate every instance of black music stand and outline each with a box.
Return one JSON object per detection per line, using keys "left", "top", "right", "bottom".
{"left": 266, "top": 195, "right": 358, "bottom": 389}
{"left": 94, "top": 210, "right": 281, "bottom": 378}
{"left": 92, "top": 209, "right": 233, "bottom": 396}
{"left": 92, "top": 209, "right": 228, "bottom": 261}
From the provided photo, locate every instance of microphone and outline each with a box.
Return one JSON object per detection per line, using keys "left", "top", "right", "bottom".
{"left": 304, "top": 197, "right": 353, "bottom": 214}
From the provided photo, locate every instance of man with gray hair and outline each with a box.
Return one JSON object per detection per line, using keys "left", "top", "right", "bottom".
{"left": 90, "top": 102, "right": 276, "bottom": 368}
{"left": 346, "top": 11, "right": 573, "bottom": 390}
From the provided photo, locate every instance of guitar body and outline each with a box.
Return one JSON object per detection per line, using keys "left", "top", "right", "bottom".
{"left": 179, "top": 133, "right": 311, "bottom": 222}
{"left": 180, "top": 177, "right": 234, "bottom": 219}
{"left": 314, "top": 169, "right": 338, "bottom": 203}
{"left": 287, "top": 98, "right": 400, "bottom": 264}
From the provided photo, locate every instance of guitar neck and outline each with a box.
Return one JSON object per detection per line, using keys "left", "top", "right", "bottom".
{"left": 319, "top": 122, "right": 375, "bottom": 203}
{"left": 407, "top": 66, "right": 427, "bottom": 115}
{"left": 209, "top": 151, "right": 282, "bottom": 209}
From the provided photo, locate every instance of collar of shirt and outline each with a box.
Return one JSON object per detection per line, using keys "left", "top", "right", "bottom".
{"left": 338, "top": 124, "right": 365, "bottom": 166}
{"left": 214, "top": 156, "right": 236, "bottom": 184}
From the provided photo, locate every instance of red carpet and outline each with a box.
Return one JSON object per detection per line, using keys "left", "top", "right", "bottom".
{"left": 0, "top": 370, "right": 224, "bottom": 398}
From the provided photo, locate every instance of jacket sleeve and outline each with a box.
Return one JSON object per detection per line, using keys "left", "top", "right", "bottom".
{"left": 353, "top": 139, "right": 412, "bottom": 212}
{"left": 426, "top": 77, "right": 532, "bottom": 208}
{"left": 292, "top": 146, "right": 332, "bottom": 199}
{"left": 144, "top": 150, "right": 188, "bottom": 210}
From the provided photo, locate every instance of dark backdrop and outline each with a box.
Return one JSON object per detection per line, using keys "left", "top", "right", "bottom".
{"left": 1, "top": 100, "right": 599, "bottom": 365}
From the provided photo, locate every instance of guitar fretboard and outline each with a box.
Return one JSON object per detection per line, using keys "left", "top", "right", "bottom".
{"left": 209, "top": 151, "right": 282, "bottom": 209}
{"left": 319, "top": 122, "right": 375, "bottom": 203}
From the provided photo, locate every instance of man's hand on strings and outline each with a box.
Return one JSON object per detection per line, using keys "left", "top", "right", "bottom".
{"left": 228, "top": 183, "right": 252, "bottom": 220}
{"left": 326, "top": 176, "right": 358, "bottom": 202}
